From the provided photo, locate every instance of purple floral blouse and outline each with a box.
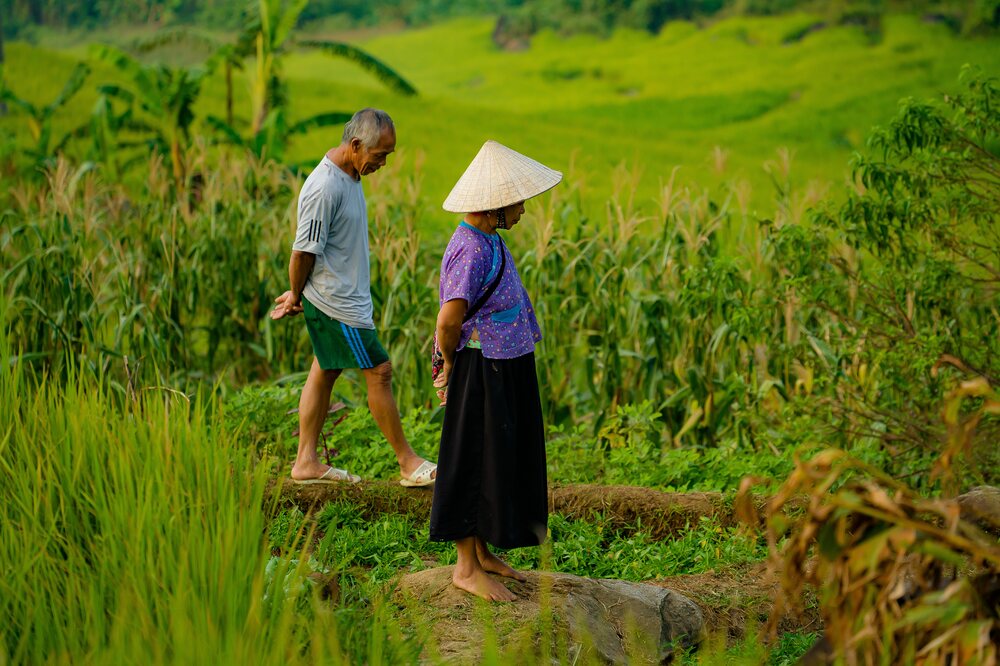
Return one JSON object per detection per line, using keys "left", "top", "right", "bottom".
{"left": 439, "top": 222, "right": 542, "bottom": 360}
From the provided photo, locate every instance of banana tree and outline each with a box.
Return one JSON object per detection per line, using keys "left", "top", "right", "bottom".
{"left": 205, "top": 108, "right": 352, "bottom": 162}
{"left": 90, "top": 44, "right": 206, "bottom": 187}
{"left": 0, "top": 62, "right": 90, "bottom": 163}
{"left": 129, "top": 29, "right": 242, "bottom": 127}
{"left": 56, "top": 93, "right": 154, "bottom": 182}
{"left": 243, "top": 0, "right": 418, "bottom": 133}
{"left": 207, "top": 0, "right": 417, "bottom": 160}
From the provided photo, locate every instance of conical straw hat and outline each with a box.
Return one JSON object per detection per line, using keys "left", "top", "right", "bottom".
{"left": 442, "top": 140, "right": 562, "bottom": 213}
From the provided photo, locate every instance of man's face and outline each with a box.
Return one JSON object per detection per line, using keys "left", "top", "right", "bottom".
{"left": 352, "top": 127, "right": 396, "bottom": 177}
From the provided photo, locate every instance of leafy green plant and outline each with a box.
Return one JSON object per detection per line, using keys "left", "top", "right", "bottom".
{"left": 223, "top": 383, "right": 301, "bottom": 455}
{"left": 315, "top": 406, "right": 441, "bottom": 480}
{"left": 772, "top": 67, "right": 1000, "bottom": 487}
{"left": 0, "top": 61, "right": 89, "bottom": 166}
{"left": 204, "top": 0, "right": 417, "bottom": 161}
{"left": 89, "top": 44, "right": 207, "bottom": 188}
{"left": 268, "top": 506, "right": 307, "bottom": 549}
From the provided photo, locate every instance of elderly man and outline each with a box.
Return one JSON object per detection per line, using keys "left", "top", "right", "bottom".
{"left": 271, "top": 108, "right": 436, "bottom": 487}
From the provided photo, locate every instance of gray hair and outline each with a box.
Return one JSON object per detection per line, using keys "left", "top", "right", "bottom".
{"left": 342, "top": 108, "right": 394, "bottom": 148}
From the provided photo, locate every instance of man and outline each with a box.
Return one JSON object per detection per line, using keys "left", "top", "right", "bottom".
{"left": 270, "top": 108, "right": 437, "bottom": 487}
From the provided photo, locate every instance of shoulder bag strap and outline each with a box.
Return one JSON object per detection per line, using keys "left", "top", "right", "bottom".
{"left": 463, "top": 236, "right": 506, "bottom": 323}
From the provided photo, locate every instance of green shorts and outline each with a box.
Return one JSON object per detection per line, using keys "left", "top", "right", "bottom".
{"left": 302, "top": 297, "right": 389, "bottom": 370}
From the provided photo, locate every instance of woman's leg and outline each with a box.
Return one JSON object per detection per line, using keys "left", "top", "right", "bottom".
{"left": 475, "top": 537, "right": 527, "bottom": 581}
{"left": 452, "top": 536, "right": 516, "bottom": 602}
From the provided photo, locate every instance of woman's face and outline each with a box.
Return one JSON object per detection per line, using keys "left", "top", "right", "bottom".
{"left": 503, "top": 201, "right": 526, "bottom": 229}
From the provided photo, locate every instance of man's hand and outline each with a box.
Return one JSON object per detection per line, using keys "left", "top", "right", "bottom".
{"left": 270, "top": 291, "right": 303, "bottom": 320}
{"left": 433, "top": 362, "right": 452, "bottom": 406}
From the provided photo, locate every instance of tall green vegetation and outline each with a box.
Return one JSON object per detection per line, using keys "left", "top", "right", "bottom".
{"left": 1, "top": 151, "right": 305, "bottom": 387}
{"left": 0, "top": 319, "right": 332, "bottom": 663}
{"left": 4, "top": 70, "right": 996, "bottom": 492}
{"left": 769, "top": 65, "right": 1000, "bottom": 482}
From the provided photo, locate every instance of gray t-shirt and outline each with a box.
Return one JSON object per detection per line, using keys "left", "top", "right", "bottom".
{"left": 292, "top": 156, "right": 373, "bottom": 329}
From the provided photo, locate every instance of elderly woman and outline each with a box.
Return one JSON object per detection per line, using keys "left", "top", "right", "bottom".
{"left": 430, "top": 140, "right": 562, "bottom": 602}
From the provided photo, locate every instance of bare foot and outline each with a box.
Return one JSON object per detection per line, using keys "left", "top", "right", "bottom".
{"left": 476, "top": 544, "right": 528, "bottom": 582}
{"left": 452, "top": 568, "right": 517, "bottom": 602}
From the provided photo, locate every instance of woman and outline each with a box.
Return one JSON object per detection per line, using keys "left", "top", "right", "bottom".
{"left": 430, "top": 140, "right": 562, "bottom": 602}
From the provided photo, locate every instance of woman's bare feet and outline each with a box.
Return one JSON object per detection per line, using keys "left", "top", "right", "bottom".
{"left": 453, "top": 536, "right": 516, "bottom": 602}
{"left": 476, "top": 538, "right": 528, "bottom": 582}
{"left": 452, "top": 567, "right": 517, "bottom": 602}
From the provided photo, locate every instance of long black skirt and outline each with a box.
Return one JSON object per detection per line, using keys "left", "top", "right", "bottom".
{"left": 429, "top": 348, "right": 548, "bottom": 549}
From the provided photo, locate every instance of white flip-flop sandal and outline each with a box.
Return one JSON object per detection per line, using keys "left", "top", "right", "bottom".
{"left": 400, "top": 460, "right": 437, "bottom": 488}
{"left": 292, "top": 467, "right": 361, "bottom": 485}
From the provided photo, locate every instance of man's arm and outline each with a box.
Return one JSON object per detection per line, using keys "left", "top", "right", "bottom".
{"left": 271, "top": 250, "right": 317, "bottom": 320}
{"left": 289, "top": 250, "right": 316, "bottom": 301}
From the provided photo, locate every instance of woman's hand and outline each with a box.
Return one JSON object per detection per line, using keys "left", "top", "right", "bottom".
{"left": 433, "top": 362, "right": 452, "bottom": 405}
{"left": 435, "top": 299, "right": 467, "bottom": 407}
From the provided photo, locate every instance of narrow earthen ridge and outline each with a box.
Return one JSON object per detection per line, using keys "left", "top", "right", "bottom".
{"left": 269, "top": 479, "right": 769, "bottom": 539}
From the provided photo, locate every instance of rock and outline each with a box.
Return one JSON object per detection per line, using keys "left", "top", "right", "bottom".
{"left": 957, "top": 486, "right": 1000, "bottom": 535}
{"left": 394, "top": 566, "right": 704, "bottom": 664}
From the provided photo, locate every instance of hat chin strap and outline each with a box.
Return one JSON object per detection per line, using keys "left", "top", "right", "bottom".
{"left": 494, "top": 208, "right": 507, "bottom": 231}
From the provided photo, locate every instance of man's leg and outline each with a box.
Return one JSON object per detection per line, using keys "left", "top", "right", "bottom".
{"left": 362, "top": 360, "right": 436, "bottom": 479}
{"left": 291, "top": 357, "right": 342, "bottom": 480}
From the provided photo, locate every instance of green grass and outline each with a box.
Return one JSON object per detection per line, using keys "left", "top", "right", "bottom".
{"left": 680, "top": 628, "right": 821, "bottom": 665}
{"left": 269, "top": 503, "right": 767, "bottom": 589}
{"left": 0, "top": 315, "right": 351, "bottom": 663}
{"left": 3, "top": 13, "right": 999, "bottom": 231}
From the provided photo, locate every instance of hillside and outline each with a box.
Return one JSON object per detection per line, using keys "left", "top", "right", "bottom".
{"left": 2, "top": 13, "right": 999, "bottom": 232}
